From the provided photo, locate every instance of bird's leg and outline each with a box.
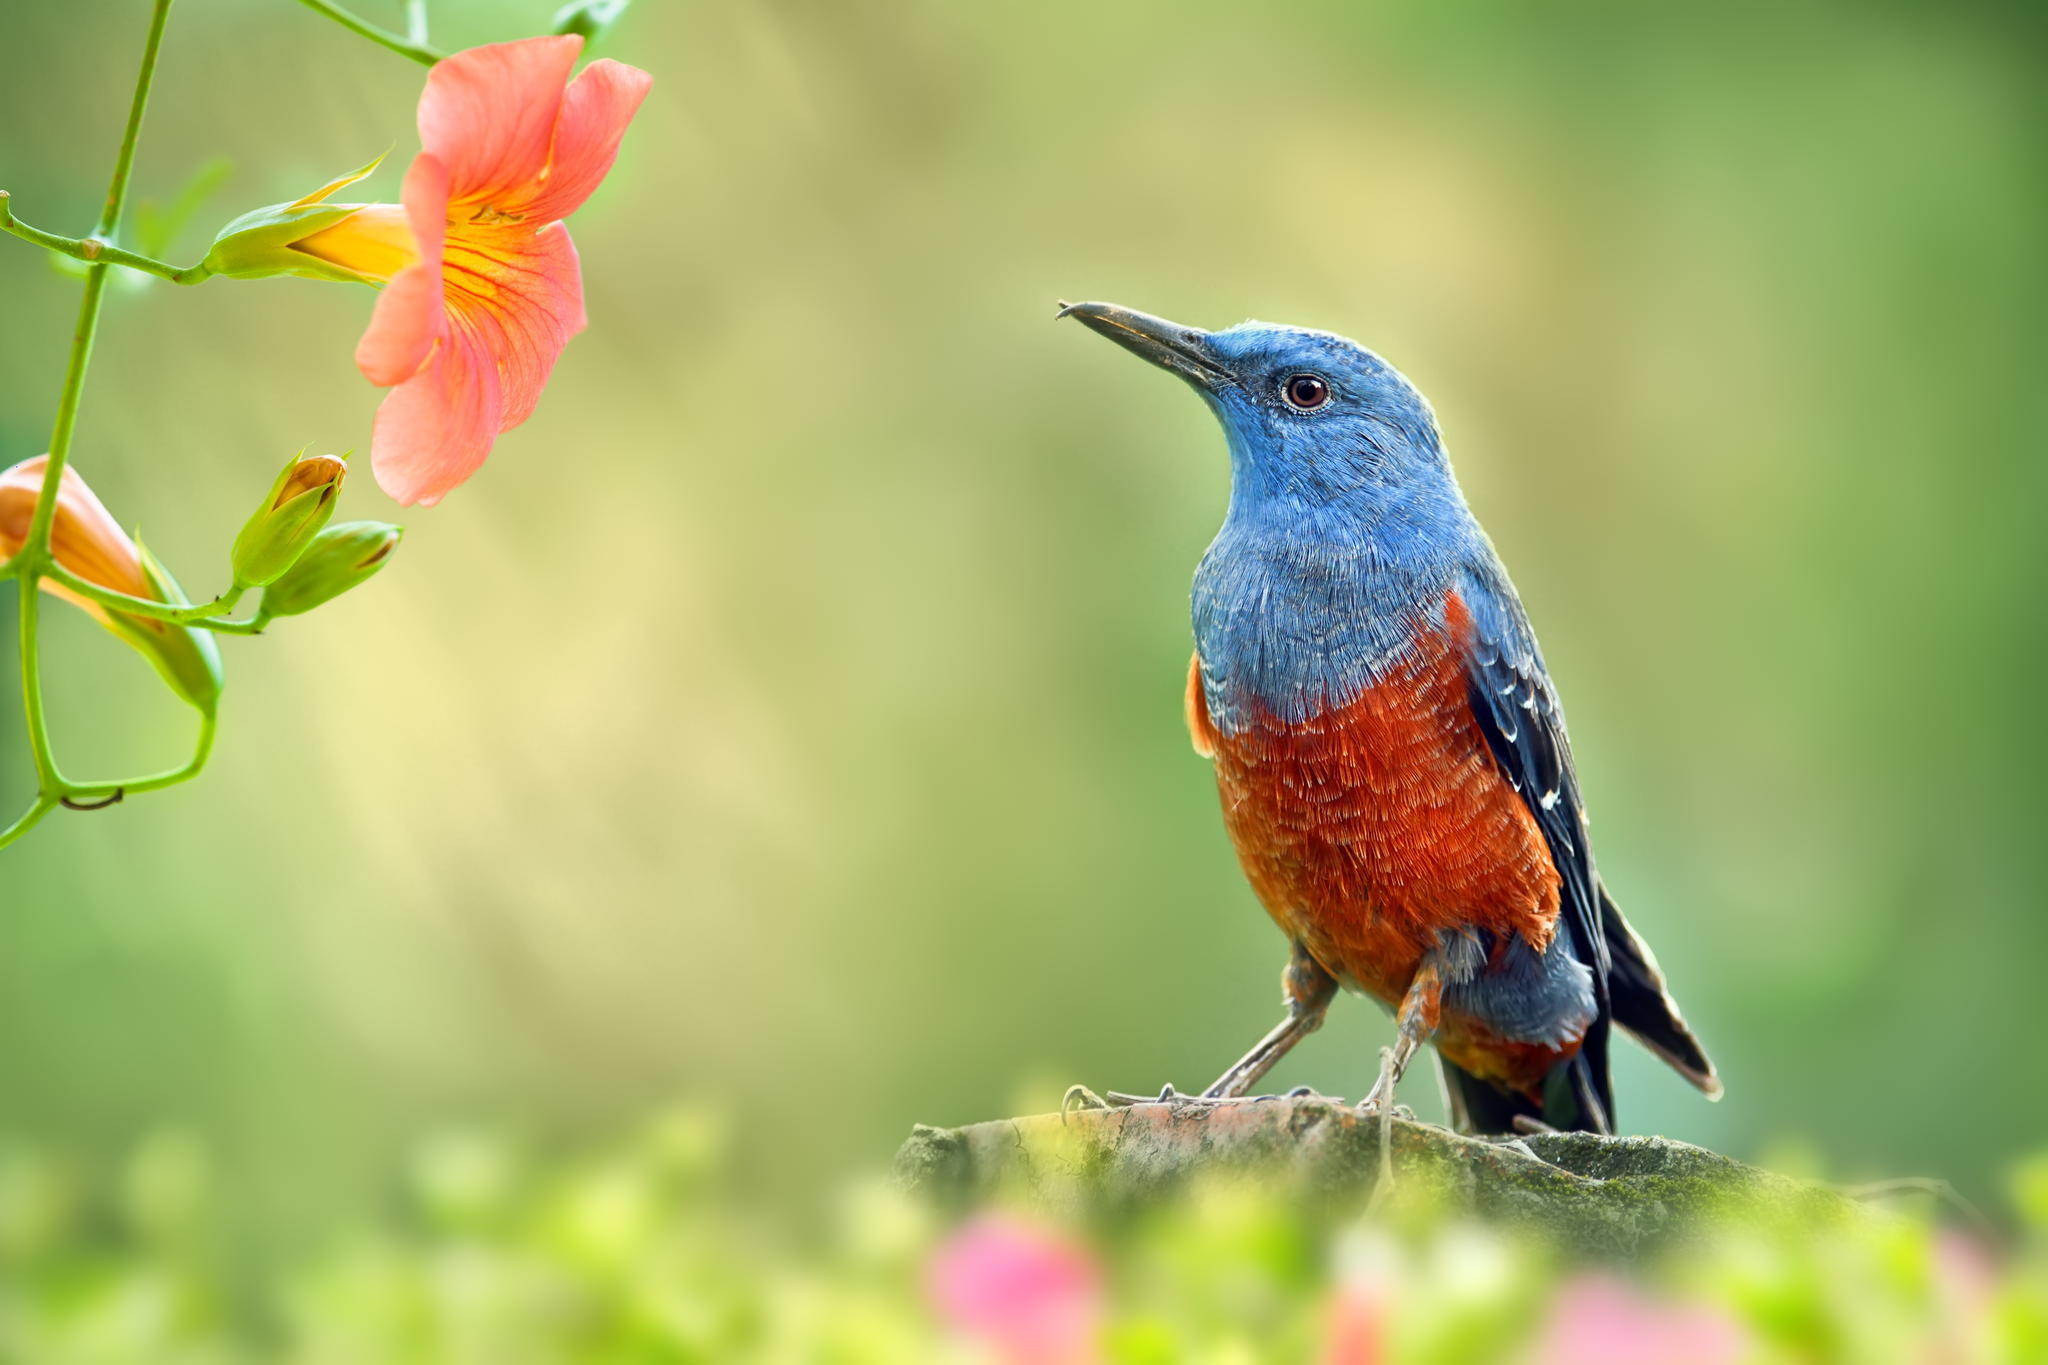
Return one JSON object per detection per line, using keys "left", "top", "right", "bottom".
{"left": 1361, "top": 957, "right": 1445, "bottom": 1211}
{"left": 1360, "top": 956, "right": 1445, "bottom": 1114}
{"left": 1200, "top": 943, "right": 1338, "bottom": 1100}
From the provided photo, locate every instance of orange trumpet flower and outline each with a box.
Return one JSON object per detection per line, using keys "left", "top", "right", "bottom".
{"left": 291, "top": 35, "right": 652, "bottom": 506}
{"left": 0, "top": 457, "right": 221, "bottom": 712}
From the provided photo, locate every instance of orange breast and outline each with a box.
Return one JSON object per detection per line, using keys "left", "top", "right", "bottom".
{"left": 1193, "top": 621, "right": 1561, "bottom": 1015}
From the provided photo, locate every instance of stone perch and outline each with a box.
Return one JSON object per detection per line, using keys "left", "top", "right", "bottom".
{"left": 896, "top": 1096, "right": 1865, "bottom": 1259}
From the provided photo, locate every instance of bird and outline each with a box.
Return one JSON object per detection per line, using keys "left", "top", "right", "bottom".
{"left": 1060, "top": 301, "right": 1718, "bottom": 1134}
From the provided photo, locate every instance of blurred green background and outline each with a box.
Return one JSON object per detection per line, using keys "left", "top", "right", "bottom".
{"left": 0, "top": 0, "right": 2043, "bottom": 1292}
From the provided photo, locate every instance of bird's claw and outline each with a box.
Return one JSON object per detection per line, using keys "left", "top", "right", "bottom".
{"left": 1095, "top": 1082, "right": 1365, "bottom": 1109}
{"left": 1105, "top": 1083, "right": 1192, "bottom": 1107}
{"left": 1061, "top": 1085, "right": 1111, "bottom": 1119}
{"left": 1353, "top": 1099, "right": 1416, "bottom": 1121}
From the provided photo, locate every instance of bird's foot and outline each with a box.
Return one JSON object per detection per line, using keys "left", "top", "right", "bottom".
{"left": 1082, "top": 1083, "right": 1361, "bottom": 1110}
{"left": 1101, "top": 1083, "right": 1299, "bottom": 1108}
{"left": 1229, "top": 1086, "right": 1336, "bottom": 1104}
{"left": 1066, "top": 1083, "right": 1248, "bottom": 1115}
{"left": 1103, "top": 1083, "right": 1179, "bottom": 1107}
{"left": 1198, "top": 1074, "right": 1298, "bottom": 1101}
{"left": 1061, "top": 1085, "right": 1112, "bottom": 1119}
{"left": 1352, "top": 1098, "right": 1416, "bottom": 1121}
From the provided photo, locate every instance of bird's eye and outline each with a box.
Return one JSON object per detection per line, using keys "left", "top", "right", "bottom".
{"left": 1281, "top": 373, "right": 1331, "bottom": 412}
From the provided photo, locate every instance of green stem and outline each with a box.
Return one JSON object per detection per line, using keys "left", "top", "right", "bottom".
{"left": 26, "top": 259, "right": 115, "bottom": 560}
{"left": 18, "top": 573, "right": 63, "bottom": 793}
{"left": 96, "top": 1, "right": 176, "bottom": 239}
{"left": 0, "top": 193, "right": 210, "bottom": 284}
{"left": 22, "top": 0, "right": 174, "bottom": 557}
{"left": 0, "top": 795, "right": 60, "bottom": 851}
{"left": 65, "top": 708, "right": 218, "bottom": 803}
{"left": 16, "top": 262, "right": 115, "bottom": 794}
{"left": 13, "top": 0, "right": 185, "bottom": 820}
{"left": 40, "top": 562, "right": 246, "bottom": 625}
{"left": 403, "top": 0, "right": 428, "bottom": 44}
{"left": 290, "top": 0, "right": 444, "bottom": 65}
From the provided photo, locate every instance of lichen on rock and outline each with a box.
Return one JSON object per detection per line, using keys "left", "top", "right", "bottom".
{"left": 895, "top": 1096, "right": 1863, "bottom": 1260}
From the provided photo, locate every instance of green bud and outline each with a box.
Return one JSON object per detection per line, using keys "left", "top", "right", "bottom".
{"left": 199, "top": 154, "right": 392, "bottom": 284}
{"left": 105, "top": 539, "right": 225, "bottom": 717}
{"left": 201, "top": 201, "right": 365, "bottom": 282}
{"left": 553, "top": 0, "right": 630, "bottom": 41}
{"left": 260, "top": 522, "right": 402, "bottom": 618}
{"left": 231, "top": 451, "right": 346, "bottom": 588}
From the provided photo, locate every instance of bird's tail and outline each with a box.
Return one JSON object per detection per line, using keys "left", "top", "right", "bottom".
{"left": 1438, "top": 883, "right": 1717, "bottom": 1135}
{"left": 1438, "top": 1014, "right": 1614, "bottom": 1135}
{"left": 1600, "top": 881, "right": 1721, "bottom": 1099}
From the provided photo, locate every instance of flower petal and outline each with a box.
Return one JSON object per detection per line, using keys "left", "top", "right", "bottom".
{"left": 0, "top": 458, "right": 155, "bottom": 629}
{"left": 289, "top": 151, "right": 388, "bottom": 208}
{"left": 297, "top": 203, "right": 420, "bottom": 285}
{"left": 355, "top": 154, "right": 451, "bottom": 387}
{"left": 441, "top": 221, "right": 586, "bottom": 434}
{"left": 366, "top": 215, "right": 583, "bottom": 504}
{"left": 370, "top": 329, "right": 503, "bottom": 507}
{"left": 417, "top": 35, "right": 582, "bottom": 205}
{"left": 517, "top": 58, "right": 653, "bottom": 223}
{"left": 0, "top": 458, "right": 149, "bottom": 603}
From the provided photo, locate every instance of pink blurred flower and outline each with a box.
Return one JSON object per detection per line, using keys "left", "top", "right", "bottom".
{"left": 926, "top": 1215, "right": 1104, "bottom": 1364}
{"left": 1528, "top": 1275, "right": 1749, "bottom": 1365}
{"left": 1931, "top": 1229, "right": 1997, "bottom": 1309}
{"left": 1924, "top": 1230, "right": 1998, "bottom": 1362}
{"left": 1319, "top": 1230, "right": 1398, "bottom": 1364}
{"left": 1320, "top": 1283, "right": 1388, "bottom": 1365}
{"left": 295, "top": 35, "right": 651, "bottom": 506}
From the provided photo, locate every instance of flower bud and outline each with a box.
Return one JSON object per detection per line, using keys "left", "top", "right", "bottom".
{"left": 259, "top": 521, "right": 401, "bottom": 618}
{"left": 0, "top": 457, "right": 223, "bottom": 715}
{"left": 231, "top": 451, "right": 346, "bottom": 588}
{"left": 199, "top": 155, "right": 416, "bottom": 285}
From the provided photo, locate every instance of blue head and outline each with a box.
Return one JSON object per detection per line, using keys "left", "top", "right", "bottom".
{"left": 1061, "top": 301, "right": 1507, "bottom": 725}
{"left": 1059, "top": 302, "right": 1476, "bottom": 550}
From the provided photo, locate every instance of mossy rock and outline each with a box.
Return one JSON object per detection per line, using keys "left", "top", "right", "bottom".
{"left": 895, "top": 1096, "right": 1862, "bottom": 1260}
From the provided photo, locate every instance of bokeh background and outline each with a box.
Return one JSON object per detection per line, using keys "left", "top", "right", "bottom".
{"left": 0, "top": 0, "right": 2043, "bottom": 1303}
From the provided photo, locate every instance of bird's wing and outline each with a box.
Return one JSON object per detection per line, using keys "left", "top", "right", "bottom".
{"left": 1451, "top": 580, "right": 1610, "bottom": 987}
{"left": 1453, "top": 572, "right": 1719, "bottom": 1117}
{"left": 1453, "top": 576, "right": 1616, "bottom": 1131}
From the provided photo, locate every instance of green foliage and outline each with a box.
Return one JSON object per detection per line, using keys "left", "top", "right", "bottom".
{"left": 0, "top": 1109, "right": 2043, "bottom": 1363}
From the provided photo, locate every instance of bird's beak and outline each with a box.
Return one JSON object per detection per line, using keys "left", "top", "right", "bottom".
{"left": 1057, "top": 301, "right": 1236, "bottom": 391}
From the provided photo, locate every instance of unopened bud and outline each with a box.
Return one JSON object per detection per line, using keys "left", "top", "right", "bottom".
{"left": 259, "top": 521, "right": 401, "bottom": 618}
{"left": 232, "top": 451, "right": 346, "bottom": 588}
{"left": 199, "top": 155, "right": 413, "bottom": 285}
